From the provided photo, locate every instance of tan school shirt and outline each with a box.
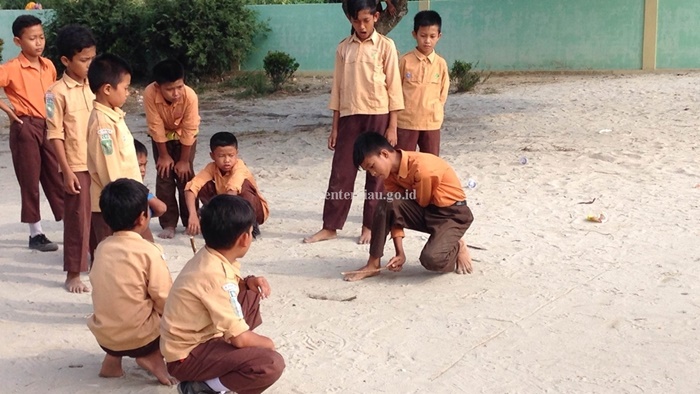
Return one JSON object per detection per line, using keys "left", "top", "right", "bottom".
{"left": 185, "top": 160, "right": 270, "bottom": 222}
{"left": 143, "top": 82, "right": 200, "bottom": 146}
{"left": 87, "top": 231, "right": 172, "bottom": 351}
{"left": 397, "top": 49, "right": 450, "bottom": 131}
{"left": 0, "top": 52, "right": 56, "bottom": 118}
{"left": 385, "top": 150, "right": 466, "bottom": 238}
{"left": 328, "top": 30, "right": 404, "bottom": 117}
{"left": 86, "top": 101, "right": 142, "bottom": 212}
{"left": 160, "top": 247, "right": 249, "bottom": 362}
{"left": 46, "top": 73, "right": 95, "bottom": 172}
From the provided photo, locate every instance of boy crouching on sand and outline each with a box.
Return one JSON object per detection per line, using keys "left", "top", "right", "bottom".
{"left": 87, "top": 178, "right": 175, "bottom": 385}
{"left": 161, "top": 195, "right": 284, "bottom": 394}
{"left": 344, "top": 132, "right": 474, "bottom": 281}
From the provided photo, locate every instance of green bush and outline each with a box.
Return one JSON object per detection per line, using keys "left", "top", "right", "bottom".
{"left": 263, "top": 51, "right": 299, "bottom": 91}
{"left": 450, "top": 60, "right": 481, "bottom": 92}
{"left": 228, "top": 71, "right": 272, "bottom": 98}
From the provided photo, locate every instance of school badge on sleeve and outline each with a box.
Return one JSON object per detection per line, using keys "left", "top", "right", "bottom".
{"left": 45, "top": 92, "right": 55, "bottom": 119}
{"left": 223, "top": 282, "right": 244, "bottom": 318}
{"left": 97, "top": 128, "right": 114, "bottom": 155}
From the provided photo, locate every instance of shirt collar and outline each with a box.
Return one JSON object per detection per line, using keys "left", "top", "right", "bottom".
{"left": 62, "top": 72, "right": 87, "bottom": 88}
{"left": 93, "top": 101, "right": 125, "bottom": 123}
{"left": 205, "top": 246, "right": 242, "bottom": 276}
{"left": 397, "top": 150, "right": 410, "bottom": 179}
{"left": 18, "top": 51, "right": 51, "bottom": 70}
{"left": 112, "top": 230, "right": 143, "bottom": 239}
{"left": 351, "top": 29, "right": 379, "bottom": 44}
{"left": 413, "top": 48, "right": 436, "bottom": 63}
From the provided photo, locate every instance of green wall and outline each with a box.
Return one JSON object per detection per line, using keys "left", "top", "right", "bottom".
{"left": 0, "top": 10, "right": 53, "bottom": 63}
{"left": 657, "top": 0, "right": 700, "bottom": 69}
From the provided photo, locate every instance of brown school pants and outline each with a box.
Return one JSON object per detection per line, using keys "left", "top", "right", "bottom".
{"left": 396, "top": 128, "right": 440, "bottom": 156}
{"left": 167, "top": 289, "right": 285, "bottom": 394}
{"left": 9, "top": 116, "right": 64, "bottom": 223}
{"left": 199, "top": 179, "right": 266, "bottom": 225}
{"left": 63, "top": 171, "right": 91, "bottom": 273}
{"left": 369, "top": 198, "right": 474, "bottom": 272}
{"left": 323, "top": 114, "right": 389, "bottom": 230}
{"left": 152, "top": 139, "right": 197, "bottom": 230}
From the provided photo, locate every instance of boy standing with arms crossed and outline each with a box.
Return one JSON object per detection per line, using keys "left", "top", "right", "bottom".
{"left": 396, "top": 10, "right": 449, "bottom": 156}
{"left": 143, "top": 59, "right": 200, "bottom": 239}
{"left": 344, "top": 132, "right": 473, "bottom": 281}
{"left": 0, "top": 15, "right": 64, "bottom": 252}
{"left": 305, "top": 0, "right": 404, "bottom": 245}
{"left": 47, "top": 25, "right": 96, "bottom": 293}
{"left": 87, "top": 53, "right": 151, "bottom": 252}
{"left": 161, "top": 195, "right": 284, "bottom": 394}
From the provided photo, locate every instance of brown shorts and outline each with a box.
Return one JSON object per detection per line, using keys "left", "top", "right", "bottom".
{"left": 100, "top": 336, "right": 160, "bottom": 358}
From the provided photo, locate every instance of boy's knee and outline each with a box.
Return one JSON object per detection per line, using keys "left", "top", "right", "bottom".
{"left": 266, "top": 350, "right": 285, "bottom": 382}
{"left": 419, "top": 250, "right": 449, "bottom": 272}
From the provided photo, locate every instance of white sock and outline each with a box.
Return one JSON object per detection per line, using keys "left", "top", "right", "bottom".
{"left": 204, "top": 377, "right": 229, "bottom": 393}
{"left": 29, "top": 222, "right": 43, "bottom": 237}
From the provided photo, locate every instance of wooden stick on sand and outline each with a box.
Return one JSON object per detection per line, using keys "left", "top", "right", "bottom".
{"left": 340, "top": 266, "right": 391, "bottom": 276}
{"left": 190, "top": 236, "right": 197, "bottom": 254}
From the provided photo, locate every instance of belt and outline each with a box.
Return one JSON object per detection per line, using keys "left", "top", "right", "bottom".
{"left": 453, "top": 200, "right": 467, "bottom": 206}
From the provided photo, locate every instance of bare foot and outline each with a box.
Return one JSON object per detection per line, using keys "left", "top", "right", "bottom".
{"left": 343, "top": 263, "right": 381, "bottom": 282}
{"left": 135, "top": 350, "right": 177, "bottom": 386}
{"left": 158, "top": 227, "right": 176, "bottom": 239}
{"left": 303, "top": 228, "right": 337, "bottom": 243}
{"left": 455, "top": 239, "right": 473, "bottom": 274}
{"left": 65, "top": 272, "right": 90, "bottom": 293}
{"left": 99, "top": 354, "right": 124, "bottom": 378}
{"left": 357, "top": 226, "right": 372, "bottom": 244}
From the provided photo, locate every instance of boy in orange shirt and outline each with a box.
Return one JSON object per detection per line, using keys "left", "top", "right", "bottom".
{"left": 344, "top": 132, "right": 474, "bottom": 281}
{"left": 143, "top": 59, "right": 200, "bottom": 239}
{"left": 0, "top": 15, "right": 64, "bottom": 252}
{"left": 305, "top": 0, "right": 404, "bottom": 245}
{"left": 47, "top": 24, "right": 97, "bottom": 293}
{"left": 184, "top": 132, "right": 268, "bottom": 237}
{"left": 396, "top": 10, "right": 449, "bottom": 156}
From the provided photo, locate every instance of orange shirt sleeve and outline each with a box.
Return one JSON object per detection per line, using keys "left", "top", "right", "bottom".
{"left": 201, "top": 279, "right": 250, "bottom": 340}
{"left": 144, "top": 85, "right": 167, "bottom": 143}
{"left": 412, "top": 165, "right": 440, "bottom": 208}
{"left": 226, "top": 160, "right": 252, "bottom": 193}
{"left": 179, "top": 87, "right": 200, "bottom": 146}
{"left": 185, "top": 163, "right": 216, "bottom": 196}
{"left": 0, "top": 63, "right": 9, "bottom": 88}
{"left": 383, "top": 41, "right": 404, "bottom": 112}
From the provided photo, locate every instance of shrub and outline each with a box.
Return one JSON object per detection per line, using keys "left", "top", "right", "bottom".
{"left": 0, "top": 38, "right": 3, "bottom": 63}
{"left": 223, "top": 71, "right": 272, "bottom": 98}
{"left": 450, "top": 60, "right": 481, "bottom": 92}
{"left": 263, "top": 51, "right": 299, "bottom": 91}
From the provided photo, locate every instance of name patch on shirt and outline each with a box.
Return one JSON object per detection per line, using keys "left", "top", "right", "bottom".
{"left": 223, "top": 282, "right": 244, "bottom": 318}
{"left": 45, "top": 92, "right": 55, "bottom": 119}
{"left": 98, "top": 129, "right": 114, "bottom": 155}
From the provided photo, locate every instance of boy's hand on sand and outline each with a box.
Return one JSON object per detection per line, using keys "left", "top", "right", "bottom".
{"left": 173, "top": 160, "right": 192, "bottom": 182}
{"left": 328, "top": 129, "right": 338, "bottom": 151}
{"left": 156, "top": 155, "right": 175, "bottom": 178}
{"left": 186, "top": 215, "right": 201, "bottom": 235}
{"left": 387, "top": 253, "right": 406, "bottom": 272}
{"left": 246, "top": 276, "right": 271, "bottom": 299}
{"left": 62, "top": 170, "right": 81, "bottom": 195}
{"left": 385, "top": 127, "right": 397, "bottom": 147}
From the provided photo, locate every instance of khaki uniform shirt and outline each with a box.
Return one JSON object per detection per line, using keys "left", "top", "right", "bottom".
{"left": 185, "top": 160, "right": 270, "bottom": 222}
{"left": 0, "top": 52, "right": 56, "bottom": 118}
{"left": 86, "top": 101, "right": 142, "bottom": 212}
{"left": 160, "top": 247, "right": 248, "bottom": 362}
{"left": 46, "top": 73, "right": 95, "bottom": 172}
{"left": 397, "top": 49, "right": 449, "bottom": 131}
{"left": 87, "top": 231, "right": 172, "bottom": 351}
{"left": 143, "top": 82, "right": 200, "bottom": 146}
{"left": 385, "top": 150, "right": 466, "bottom": 238}
{"left": 329, "top": 30, "right": 404, "bottom": 117}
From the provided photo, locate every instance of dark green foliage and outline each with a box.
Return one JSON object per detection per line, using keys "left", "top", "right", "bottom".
{"left": 450, "top": 60, "right": 481, "bottom": 93}
{"left": 222, "top": 71, "right": 272, "bottom": 98}
{"left": 263, "top": 51, "right": 299, "bottom": 90}
{"left": 0, "top": 38, "right": 4, "bottom": 63}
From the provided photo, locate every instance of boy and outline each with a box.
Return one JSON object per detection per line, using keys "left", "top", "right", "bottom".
{"left": 344, "top": 132, "right": 474, "bottom": 281}
{"left": 135, "top": 139, "right": 168, "bottom": 218}
{"left": 86, "top": 53, "right": 153, "bottom": 253}
{"left": 0, "top": 15, "right": 64, "bottom": 252}
{"left": 87, "top": 178, "right": 174, "bottom": 386}
{"left": 396, "top": 10, "right": 449, "bottom": 156}
{"left": 161, "top": 195, "right": 285, "bottom": 394}
{"left": 143, "top": 59, "right": 200, "bottom": 239}
{"left": 305, "top": 0, "right": 404, "bottom": 245}
{"left": 184, "top": 132, "right": 268, "bottom": 237}
{"left": 46, "top": 24, "right": 96, "bottom": 293}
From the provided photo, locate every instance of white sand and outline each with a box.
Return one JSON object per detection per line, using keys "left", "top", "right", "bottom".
{"left": 0, "top": 73, "right": 699, "bottom": 393}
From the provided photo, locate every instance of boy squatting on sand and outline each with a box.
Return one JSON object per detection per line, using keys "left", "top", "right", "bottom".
{"left": 45, "top": 24, "right": 96, "bottom": 293}
{"left": 161, "top": 195, "right": 285, "bottom": 394}
{"left": 343, "top": 132, "right": 474, "bottom": 282}
{"left": 0, "top": 15, "right": 64, "bottom": 252}
{"left": 87, "top": 178, "right": 175, "bottom": 386}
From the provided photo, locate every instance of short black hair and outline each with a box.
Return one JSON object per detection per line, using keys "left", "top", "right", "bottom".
{"left": 200, "top": 195, "right": 256, "bottom": 250}
{"left": 210, "top": 132, "right": 238, "bottom": 152}
{"left": 88, "top": 53, "right": 132, "bottom": 94}
{"left": 352, "top": 131, "right": 395, "bottom": 168}
{"left": 346, "top": 0, "right": 378, "bottom": 20}
{"left": 56, "top": 24, "right": 96, "bottom": 60}
{"left": 414, "top": 10, "right": 442, "bottom": 33}
{"left": 134, "top": 139, "right": 148, "bottom": 157}
{"left": 152, "top": 59, "right": 185, "bottom": 85}
{"left": 12, "top": 15, "right": 42, "bottom": 38}
{"left": 99, "top": 178, "right": 149, "bottom": 232}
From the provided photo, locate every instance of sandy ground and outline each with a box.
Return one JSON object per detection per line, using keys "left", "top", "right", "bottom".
{"left": 0, "top": 73, "right": 699, "bottom": 393}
